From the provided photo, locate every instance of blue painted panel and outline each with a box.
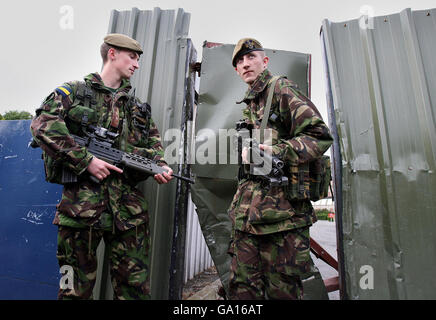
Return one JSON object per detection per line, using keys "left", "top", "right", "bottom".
{"left": 0, "top": 120, "right": 62, "bottom": 299}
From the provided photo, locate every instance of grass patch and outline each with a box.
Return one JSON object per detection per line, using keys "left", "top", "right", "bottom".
{"left": 315, "top": 209, "right": 332, "bottom": 220}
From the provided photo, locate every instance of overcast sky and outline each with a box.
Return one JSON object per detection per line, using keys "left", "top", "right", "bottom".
{"left": 0, "top": 0, "right": 434, "bottom": 121}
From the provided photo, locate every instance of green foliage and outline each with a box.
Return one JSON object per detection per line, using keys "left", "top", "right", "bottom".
{"left": 315, "top": 209, "right": 331, "bottom": 220}
{"left": 1, "top": 110, "right": 33, "bottom": 120}
{"left": 0, "top": 113, "right": 3, "bottom": 120}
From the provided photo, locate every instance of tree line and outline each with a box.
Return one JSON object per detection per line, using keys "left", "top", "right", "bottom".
{"left": 0, "top": 110, "right": 33, "bottom": 120}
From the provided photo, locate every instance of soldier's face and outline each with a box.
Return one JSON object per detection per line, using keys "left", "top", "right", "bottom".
{"left": 111, "top": 49, "right": 140, "bottom": 79}
{"left": 235, "top": 51, "right": 269, "bottom": 85}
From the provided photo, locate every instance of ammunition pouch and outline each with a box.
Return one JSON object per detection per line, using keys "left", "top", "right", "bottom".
{"left": 285, "top": 155, "right": 331, "bottom": 201}
{"left": 285, "top": 162, "right": 310, "bottom": 200}
{"left": 309, "top": 155, "right": 331, "bottom": 201}
{"left": 66, "top": 105, "right": 98, "bottom": 134}
{"left": 131, "top": 102, "right": 151, "bottom": 140}
{"left": 75, "top": 81, "right": 98, "bottom": 109}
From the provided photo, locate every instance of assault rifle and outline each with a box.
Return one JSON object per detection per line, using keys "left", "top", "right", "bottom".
{"left": 61, "top": 125, "right": 195, "bottom": 184}
{"left": 247, "top": 140, "right": 288, "bottom": 187}
{"left": 235, "top": 120, "right": 288, "bottom": 187}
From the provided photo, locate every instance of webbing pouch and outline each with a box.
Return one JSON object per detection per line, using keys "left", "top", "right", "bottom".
{"left": 66, "top": 105, "right": 97, "bottom": 134}
{"left": 309, "top": 155, "right": 331, "bottom": 201}
{"left": 75, "top": 82, "right": 97, "bottom": 108}
{"left": 285, "top": 162, "right": 310, "bottom": 200}
{"left": 285, "top": 156, "right": 331, "bottom": 202}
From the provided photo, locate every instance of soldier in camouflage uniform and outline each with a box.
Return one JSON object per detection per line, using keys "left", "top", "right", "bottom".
{"left": 30, "top": 34, "right": 173, "bottom": 299}
{"left": 228, "top": 38, "right": 333, "bottom": 299}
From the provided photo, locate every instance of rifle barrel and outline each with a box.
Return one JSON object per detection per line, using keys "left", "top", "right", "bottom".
{"left": 171, "top": 173, "right": 195, "bottom": 184}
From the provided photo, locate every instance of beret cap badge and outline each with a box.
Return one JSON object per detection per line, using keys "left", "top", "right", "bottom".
{"left": 231, "top": 38, "right": 264, "bottom": 67}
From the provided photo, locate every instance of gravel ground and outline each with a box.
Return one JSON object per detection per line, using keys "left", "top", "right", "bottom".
{"left": 182, "top": 266, "right": 221, "bottom": 300}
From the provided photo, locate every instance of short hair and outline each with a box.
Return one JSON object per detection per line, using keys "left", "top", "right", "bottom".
{"left": 100, "top": 42, "right": 113, "bottom": 64}
{"left": 100, "top": 43, "right": 124, "bottom": 64}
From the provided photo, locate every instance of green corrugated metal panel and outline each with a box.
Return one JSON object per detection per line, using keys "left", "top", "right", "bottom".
{"left": 322, "top": 7, "right": 436, "bottom": 299}
{"left": 103, "top": 7, "right": 194, "bottom": 299}
{"left": 190, "top": 42, "right": 312, "bottom": 292}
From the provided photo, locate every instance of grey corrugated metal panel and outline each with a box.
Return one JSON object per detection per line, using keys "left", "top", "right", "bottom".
{"left": 106, "top": 7, "right": 193, "bottom": 299}
{"left": 322, "top": 7, "right": 436, "bottom": 299}
{"left": 183, "top": 57, "right": 221, "bottom": 285}
{"left": 183, "top": 198, "right": 214, "bottom": 283}
{"left": 184, "top": 197, "right": 196, "bottom": 282}
{"left": 148, "top": 10, "right": 183, "bottom": 129}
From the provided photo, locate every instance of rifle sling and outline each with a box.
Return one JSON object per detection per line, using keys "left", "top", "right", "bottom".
{"left": 259, "top": 76, "right": 281, "bottom": 143}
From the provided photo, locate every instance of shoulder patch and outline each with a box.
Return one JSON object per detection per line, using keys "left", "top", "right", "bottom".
{"left": 55, "top": 86, "right": 72, "bottom": 97}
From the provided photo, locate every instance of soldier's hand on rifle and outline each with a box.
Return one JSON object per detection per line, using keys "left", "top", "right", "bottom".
{"left": 259, "top": 144, "right": 272, "bottom": 154}
{"left": 154, "top": 165, "right": 173, "bottom": 184}
{"left": 242, "top": 144, "right": 272, "bottom": 163}
{"left": 242, "top": 146, "right": 250, "bottom": 164}
{"left": 87, "top": 157, "right": 123, "bottom": 181}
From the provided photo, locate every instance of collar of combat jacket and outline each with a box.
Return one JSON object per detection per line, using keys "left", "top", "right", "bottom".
{"left": 83, "top": 73, "right": 132, "bottom": 95}
{"left": 236, "top": 69, "right": 272, "bottom": 104}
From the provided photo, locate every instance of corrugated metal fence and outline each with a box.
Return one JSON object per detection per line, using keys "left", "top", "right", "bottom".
{"left": 322, "top": 7, "right": 436, "bottom": 299}
{"left": 184, "top": 198, "right": 213, "bottom": 283}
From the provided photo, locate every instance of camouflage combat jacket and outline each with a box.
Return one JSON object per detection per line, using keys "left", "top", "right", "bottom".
{"left": 31, "top": 73, "right": 166, "bottom": 231}
{"left": 228, "top": 69, "right": 333, "bottom": 235}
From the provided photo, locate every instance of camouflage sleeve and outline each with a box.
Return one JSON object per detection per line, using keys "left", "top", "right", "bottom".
{"left": 30, "top": 84, "right": 94, "bottom": 175}
{"left": 144, "top": 117, "right": 166, "bottom": 165}
{"left": 271, "top": 80, "right": 333, "bottom": 166}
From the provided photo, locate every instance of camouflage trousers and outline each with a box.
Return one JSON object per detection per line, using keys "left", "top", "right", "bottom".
{"left": 228, "top": 226, "right": 312, "bottom": 300}
{"left": 56, "top": 224, "right": 150, "bottom": 300}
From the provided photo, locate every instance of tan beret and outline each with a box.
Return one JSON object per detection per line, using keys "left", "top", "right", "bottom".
{"left": 232, "top": 38, "right": 264, "bottom": 67}
{"left": 104, "top": 33, "right": 143, "bottom": 54}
